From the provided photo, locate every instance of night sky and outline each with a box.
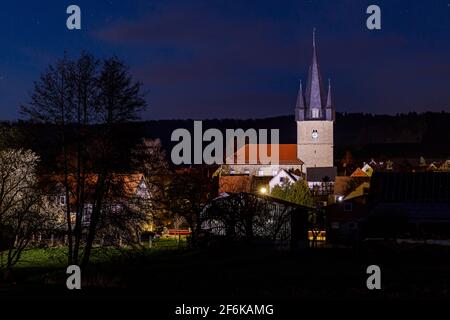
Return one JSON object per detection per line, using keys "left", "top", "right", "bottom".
{"left": 0, "top": 0, "right": 449, "bottom": 120}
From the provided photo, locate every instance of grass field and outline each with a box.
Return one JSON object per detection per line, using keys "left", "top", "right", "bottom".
{"left": 10, "top": 236, "right": 187, "bottom": 268}
{"left": 2, "top": 241, "right": 450, "bottom": 301}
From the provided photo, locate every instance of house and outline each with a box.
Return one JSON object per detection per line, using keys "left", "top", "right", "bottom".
{"left": 306, "top": 166, "right": 337, "bottom": 197}
{"left": 39, "top": 173, "right": 150, "bottom": 227}
{"left": 334, "top": 175, "right": 370, "bottom": 202}
{"left": 327, "top": 175, "right": 370, "bottom": 245}
{"left": 344, "top": 182, "right": 370, "bottom": 201}
{"left": 361, "top": 164, "right": 373, "bottom": 177}
{"left": 218, "top": 175, "right": 271, "bottom": 194}
{"left": 268, "top": 169, "right": 301, "bottom": 192}
{"left": 223, "top": 144, "right": 304, "bottom": 177}
{"left": 326, "top": 195, "right": 368, "bottom": 245}
{"left": 350, "top": 167, "right": 369, "bottom": 178}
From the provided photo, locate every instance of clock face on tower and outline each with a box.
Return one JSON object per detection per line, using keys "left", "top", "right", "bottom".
{"left": 312, "top": 129, "right": 319, "bottom": 139}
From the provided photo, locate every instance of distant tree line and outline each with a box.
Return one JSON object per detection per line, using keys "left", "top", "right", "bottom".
{"left": 3, "top": 111, "right": 450, "bottom": 169}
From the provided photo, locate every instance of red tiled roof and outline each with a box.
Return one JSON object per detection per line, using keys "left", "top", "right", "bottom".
{"left": 350, "top": 168, "right": 368, "bottom": 177}
{"left": 219, "top": 176, "right": 253, "bottom": 193}
{"left": 230, "top": 144, "right": 303, "bottom": 165}
{"left": 39, "top": 173, "right": 145, "bottom": 201}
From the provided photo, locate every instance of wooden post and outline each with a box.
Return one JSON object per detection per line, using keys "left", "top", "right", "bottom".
{"left": 50, "top": 234, "right": 54, "bottom": 247}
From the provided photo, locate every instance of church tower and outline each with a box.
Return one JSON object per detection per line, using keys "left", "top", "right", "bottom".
{"left": 295, "top": 30, "right": 335, "bottom": 171}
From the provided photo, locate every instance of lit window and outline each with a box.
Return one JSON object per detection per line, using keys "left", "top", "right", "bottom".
{"left": 312, "top": 108, "right": 320, "bottom": 118}
{"left": 244, "top": 169, "right": 250, "bottom": 175}
{"left": 230, "top": 168, "right": 235, "bottom": 175}
{"left": 59, "top": 195, "right": 66, "bottom": 205}
{"left": 258, "top": 169, "right": 264, "bottom": 176}
{"left": 308, "top": 230, "right": 326, "bottom": 241}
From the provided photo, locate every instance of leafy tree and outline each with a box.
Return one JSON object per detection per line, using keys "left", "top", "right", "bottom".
{"left": 270, "top": 180, "right": 313, "bottom": 207}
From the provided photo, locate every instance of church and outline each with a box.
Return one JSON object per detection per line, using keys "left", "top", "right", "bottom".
{"left": 296, "top": 30, "right": 335, "bottom": 170}
{"left": 224, "top": 31, "right": 335, "bottom": 177}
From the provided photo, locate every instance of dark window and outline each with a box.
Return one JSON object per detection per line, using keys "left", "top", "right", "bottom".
{"left": 344, "top": 202, "right": 353, "bottom": 212}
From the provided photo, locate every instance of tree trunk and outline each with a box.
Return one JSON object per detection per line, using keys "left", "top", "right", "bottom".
{"left": 81, "top": 171, "right": 108, "bottom": 268}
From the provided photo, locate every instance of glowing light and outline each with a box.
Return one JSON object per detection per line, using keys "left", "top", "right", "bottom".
{"left": 260, "top": 187, "right": 267, "bottom": 194}
{"left": 308, "top": 230, "right": 326, "bottom": 241}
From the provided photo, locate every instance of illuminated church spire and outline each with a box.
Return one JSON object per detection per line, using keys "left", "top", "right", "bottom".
{"left": 305, "top": 28, "right": 325, "bottom": 112}
{"left": 295, "top": 29, "right": 334, "bottom": 121}
{"left": 296, "top": 28, "right": 335, "bottom": 171}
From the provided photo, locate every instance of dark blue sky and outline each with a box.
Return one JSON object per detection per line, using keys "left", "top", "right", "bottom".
{"left": 0, "top": 0, "right": 449, "bottom": 120}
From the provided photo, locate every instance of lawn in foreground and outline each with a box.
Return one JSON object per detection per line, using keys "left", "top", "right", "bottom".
{"left": 2, "top": 242, "right": 450, "bottom": 300}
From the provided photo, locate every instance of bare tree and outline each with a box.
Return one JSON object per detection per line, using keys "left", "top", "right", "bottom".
{"left": 21, "top": 54, "right": 76, "bottom": 263}
{"left": 0, "top": 149, "right": 58, "bottom": 279}
{"left": 165, "top": 167, "right": 217, "bottom": 247}
{"left": 132, "top": 138, "right": 170, "bottom": 176}
{"left": 21, "top": 53, "right": 147, "bottom": 268}
{"left": 81, "top": 56, "right": 146, "bottom": 268}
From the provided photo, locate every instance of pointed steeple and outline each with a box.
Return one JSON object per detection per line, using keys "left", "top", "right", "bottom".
{"left": 305, "top": 28, "right": 325, "bottom": 111}
{"left": 295, "top": 80, "right": 305, "bottom": 121}
{"left": 296, "top": 80, "right": 305, "bottom": 109}
{"left": 326, "top": 78, "right": 332, "bottom": 108}
{"left": 325, "top": 78, "right": 335, "bottom": 121}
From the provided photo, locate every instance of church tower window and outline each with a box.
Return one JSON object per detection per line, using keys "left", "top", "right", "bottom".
{"left": 312, "top": 108, "right": 320, "bottom": 118}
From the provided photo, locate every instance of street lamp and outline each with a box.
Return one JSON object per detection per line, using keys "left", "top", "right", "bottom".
{"left": 260, "top": 187, "right": 267, "bottom": 194}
